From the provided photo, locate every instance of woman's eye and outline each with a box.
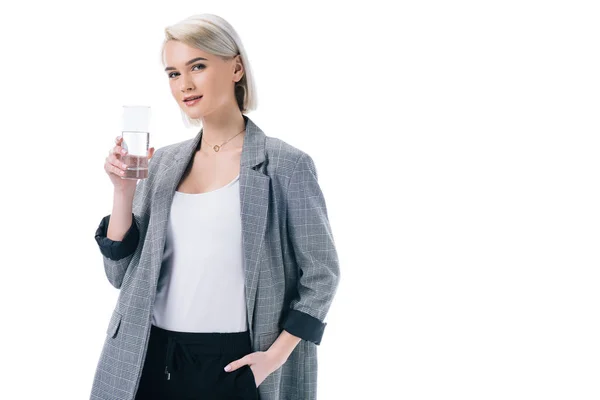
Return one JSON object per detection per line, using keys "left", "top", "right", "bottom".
{"left": 168, "top": 64, "right": 205, "bottom": 79}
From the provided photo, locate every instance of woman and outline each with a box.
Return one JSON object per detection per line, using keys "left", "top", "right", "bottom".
{"left": 90, "top": 13, "right": 340, "bottom": 400}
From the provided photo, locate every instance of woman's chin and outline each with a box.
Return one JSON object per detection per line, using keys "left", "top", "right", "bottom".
{"left": 182, "top": 108, "right": 204, "bottom": 120}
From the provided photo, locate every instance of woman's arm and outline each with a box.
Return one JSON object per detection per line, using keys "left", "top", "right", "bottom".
{"left": 95, "top": 189, "right": 139, "bottom": 261}
{"left": 281, "top": 152, "right": 341, "bottom": 345}
{"left": 94, "top": 149, "right": 160, "bottom": 289}
{"left": 224, "top": 152, "right": 340, "bottom": 383}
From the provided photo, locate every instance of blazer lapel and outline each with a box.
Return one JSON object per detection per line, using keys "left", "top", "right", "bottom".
{"left": 148, "top": 115, "right": 270, "bottom": 338}
{"left": 238, "top": 117, "right": 270, "bottom": 338}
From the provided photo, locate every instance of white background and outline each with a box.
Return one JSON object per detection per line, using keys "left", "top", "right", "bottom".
{"left": 0, "top": 1, "right": 598, "bottom": 399}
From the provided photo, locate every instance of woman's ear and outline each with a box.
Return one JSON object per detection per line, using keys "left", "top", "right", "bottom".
{"left": 233, "top": 55, "right": 244, "bottom": 82}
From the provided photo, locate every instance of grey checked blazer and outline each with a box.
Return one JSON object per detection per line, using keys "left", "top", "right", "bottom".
{"left": 90, "top": 115, "right": 340, "bottom": 400}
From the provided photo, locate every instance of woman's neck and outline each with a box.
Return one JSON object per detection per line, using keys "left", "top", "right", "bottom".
{"left": 200, "top": 108, "right": 246, "bottom": 145}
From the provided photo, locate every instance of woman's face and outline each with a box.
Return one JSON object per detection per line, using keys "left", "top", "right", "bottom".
{"left": 163, "top": 40, "right": 243, "bottom": 120}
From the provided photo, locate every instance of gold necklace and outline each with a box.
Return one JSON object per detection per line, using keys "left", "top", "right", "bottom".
{"left": 202, "top": 128, "right": 245, "bottom": 152}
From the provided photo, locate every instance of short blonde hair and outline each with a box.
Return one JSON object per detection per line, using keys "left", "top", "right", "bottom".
{"left": 160, "top": 14, "right": 257, "bottom": 127}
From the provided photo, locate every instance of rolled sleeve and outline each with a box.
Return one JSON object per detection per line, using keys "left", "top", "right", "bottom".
{"left": 283, "top": 153, "right": 340, "bottom": 345}
{"left": 282, "top": 309, "right": 327, "bottom": 345}
{"left": 95, "top": 213, "right": 140, "bottom": 261}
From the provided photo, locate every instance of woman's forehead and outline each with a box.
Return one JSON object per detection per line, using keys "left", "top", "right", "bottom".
{"left": 164, "top": 41, "right": 213, "bottom": 64}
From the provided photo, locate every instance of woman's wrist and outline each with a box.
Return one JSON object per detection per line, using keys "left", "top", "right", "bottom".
{"left": 266, "top": 330, "right": 301, "bottom": 367}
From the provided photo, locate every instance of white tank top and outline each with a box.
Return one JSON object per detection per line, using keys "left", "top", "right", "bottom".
{"left": 151, "top": 174, "right": 248, "bottom": 333}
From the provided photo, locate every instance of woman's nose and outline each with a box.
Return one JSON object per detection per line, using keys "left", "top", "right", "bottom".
{"left": 179, "top": 77, "right": 194, "bottom": 92}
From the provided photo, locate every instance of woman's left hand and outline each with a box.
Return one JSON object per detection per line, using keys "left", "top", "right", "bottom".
{"left": 224, "top": 350, "right": 285, "bottom": 387}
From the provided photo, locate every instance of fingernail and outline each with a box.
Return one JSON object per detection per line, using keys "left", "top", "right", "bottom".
{"left": 121, "top": 149, "right": 127, "bottom": 154}
{"left": 224, "top": 365, "right": 231, "bottom": 372}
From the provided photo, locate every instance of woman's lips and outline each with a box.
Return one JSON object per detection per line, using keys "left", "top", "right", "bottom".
{"left": 184, "top": 96, "right": 202, "bottom": 106}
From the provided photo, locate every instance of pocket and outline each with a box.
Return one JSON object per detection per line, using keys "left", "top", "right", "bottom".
{"left": 246, "top": 365, "right": 257, "bottom": 388}
{"left": 232, "top": 364, "right": 257, "bottom": 398}
{"left": 106, "top": 309, "right": 123, "bottom": 338}
{"left": 258, "top": 331, "right": 280, "bottom": 352}
{"left": 255, "top": 331, "right": 283, "bottom": 391}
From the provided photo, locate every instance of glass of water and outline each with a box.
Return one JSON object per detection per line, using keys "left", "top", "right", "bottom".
{"left": 121, "top": 105, "right": 151, "bottom": 180}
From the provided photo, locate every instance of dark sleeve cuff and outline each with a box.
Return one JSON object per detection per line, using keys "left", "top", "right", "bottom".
{"left": 282, "top": 309, "right": 326, "bottom": 345}
{"left": 94, "top": 213, "right": 139, "bottom": 261}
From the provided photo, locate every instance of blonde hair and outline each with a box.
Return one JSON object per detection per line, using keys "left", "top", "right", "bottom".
{"left": 160, "top": 14, "right": 257, "bottom": 127}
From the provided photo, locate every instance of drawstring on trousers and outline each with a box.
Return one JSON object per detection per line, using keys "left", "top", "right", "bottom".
{"left": 164, "top": 336, "right": 194, "bottom": 380}
{"left": 163, "top": 334, "right": 234, "bottom": 380}
{"left": 157, "top": 326, "right": 242, "bottom": 381}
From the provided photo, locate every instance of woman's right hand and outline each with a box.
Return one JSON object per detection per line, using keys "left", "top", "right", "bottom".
{"left": 105, "top": 136, "right": 155, "bottom": 193}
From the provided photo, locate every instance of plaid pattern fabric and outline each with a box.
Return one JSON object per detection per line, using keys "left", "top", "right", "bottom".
{"left": 90, "top": 115, "right": 340, "bottom": 400}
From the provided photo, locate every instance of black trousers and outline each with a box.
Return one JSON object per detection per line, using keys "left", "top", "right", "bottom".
{"left": 135, "top": 324, "right": 258, "bottom": 400}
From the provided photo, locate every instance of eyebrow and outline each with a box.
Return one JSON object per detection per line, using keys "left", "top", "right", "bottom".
{"left": 164, "top": 57, "right": 208, "bottom": 72}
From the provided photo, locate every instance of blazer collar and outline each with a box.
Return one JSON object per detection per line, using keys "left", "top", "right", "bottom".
{"left": 173, "top": 114, "right": 266, "bottom": 169}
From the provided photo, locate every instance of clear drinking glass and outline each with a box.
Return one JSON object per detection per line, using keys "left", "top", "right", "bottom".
{"left": 121, "top": 105, "right": 151, "bottom": 180}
